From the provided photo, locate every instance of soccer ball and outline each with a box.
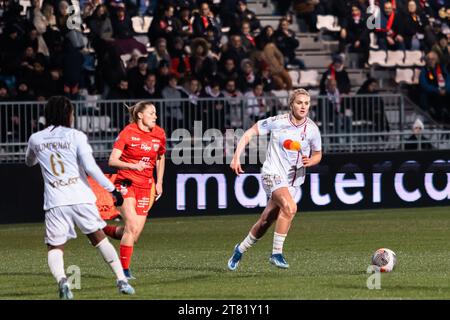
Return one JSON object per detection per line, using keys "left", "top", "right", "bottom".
{"left": 371, "top": 248, "right": 396, "bottom": 272}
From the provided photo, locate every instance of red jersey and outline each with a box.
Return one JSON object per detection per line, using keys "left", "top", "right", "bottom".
{"left": 113, "top": 123, "right": 166, "bottom": 188}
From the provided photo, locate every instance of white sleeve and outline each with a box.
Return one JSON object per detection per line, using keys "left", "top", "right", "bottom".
{"left": 79, "top": 152, "right": 115, "bottom": 192}
{"left": 25, "top": 136, "right": 38, "bottom": 167}
{"left": 75, "top": 131, "right": 115, "bottom": 192}
{"left": 256, "top": 116, "right": 278, "bottom": 135}
{"left": 310, "top": 127, "right": 322, "bottom": 152}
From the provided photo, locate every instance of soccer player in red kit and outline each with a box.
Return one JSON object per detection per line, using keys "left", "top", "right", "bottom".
{"left": 103, "top": 101, "right": 166, "bottom": 279}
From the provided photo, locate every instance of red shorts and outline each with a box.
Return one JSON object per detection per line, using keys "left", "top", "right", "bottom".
{"left": 115, "top": 181, "right": 155, "bottom": 216}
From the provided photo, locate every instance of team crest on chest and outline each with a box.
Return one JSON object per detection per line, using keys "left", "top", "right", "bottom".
{"left": 153, "top": 144, "right": 159, "bottom": 151}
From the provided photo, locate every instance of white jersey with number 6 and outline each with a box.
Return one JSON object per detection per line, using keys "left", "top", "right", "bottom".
{"left": 25, "top": 126, "right": 98, "bottom": 210}
{"left": 257, "top": 114, "right": 322, "bottom": 187}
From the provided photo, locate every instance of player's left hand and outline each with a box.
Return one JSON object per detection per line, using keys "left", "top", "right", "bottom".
{"left": 111, "top": 189, "right": 124, "bottom": 207}
{"left": 155, "top": 182, "right": 163, "bottom": 201}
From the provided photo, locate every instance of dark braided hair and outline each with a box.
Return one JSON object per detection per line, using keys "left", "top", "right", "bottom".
{"left": 44, "top": 96, "right": 74, "bottom": 128}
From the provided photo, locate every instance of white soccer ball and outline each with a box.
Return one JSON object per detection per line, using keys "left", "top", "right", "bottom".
{"left": 371, "top": 248, "right": 396, "bottom": 272}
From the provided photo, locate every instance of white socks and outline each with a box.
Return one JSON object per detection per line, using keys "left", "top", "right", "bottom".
{"left": 96, "top": 238, "right": 126, "bottom": 281}
{"left": 272, "top": 232, "right": 287, "bottom": 255}
{"left": 48, "top": 249, "right": 66, "bottom": 283}
{"left": 238, "top": 233, "right": 259, "bottom": 253}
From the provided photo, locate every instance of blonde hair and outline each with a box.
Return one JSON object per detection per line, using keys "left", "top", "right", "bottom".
{"left": 128, "top": 101, "right": 154, "bottom": 123}
{"left": 289, "top": 88, "right": 310, "bottom": 107}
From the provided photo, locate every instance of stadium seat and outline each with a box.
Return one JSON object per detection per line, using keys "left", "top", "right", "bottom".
{"left": 271, "top": 89, "right": 289, "bottom": 105}
{"left": 298, "top": 70, "right": 319, "bottom": 87}
{"left": 369, "top": 32, "right": 379, "bottom": 49}
{"left": 395, "top": 68, "right": 414, "bottom": 84}
{"left": 384, "top": 50, "right": 405, "bottom": 67}
{"left": 403, "top": 50, "right": 425, "bottom": 67}
{"left": 120, "top": 54, "right": 132, "bottom": 68}
{"left": 288, "top": 70, "right": 300, "bottom": 87}
{"left": 316, "top": 15, "right": 341, "bottom": 32}
{"left": 131, "top": 16, "right": 152, "bottom": 34}
{"left": 368, "top": 50, "right": 387, "bottom": 66}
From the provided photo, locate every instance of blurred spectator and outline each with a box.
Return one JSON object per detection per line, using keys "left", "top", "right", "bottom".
{"left": 200, "top": 79, "right": 227, "bottom": 131}
{"left": 155, "top": 60, "right": 172, "bottom": 93}
{"left": 147, "top": 38, "right": 171, "bottom": 72}
{"left": 107, "top": 78, "right": 132, "bottom": 100}
{"left": 220, "top": 34, "right": 249, "bottom": 71}
{"left": 0, "top": 25, "right": 23, "bottom": 75}
{"left": 0, "top": 81, "right": 12, "bottom": 101}
{"left": 259, "top": 64, "right": 275, "bottom": 92}
{"left": 32, "top": 6, "right": 50, "bottom": 57}
{"left": 339, "top": 4, "right": 369, "bottom": 67}
{"left": 162, "top": 74, "right": 183, "bottom": 130}
{"left": 405, "top": 118, "right": 433, "bottom": 150}
{"left": 56, "top": 1, "right": 71, "bottom": 35}
{"left": 356, "top": 78, "right": 390, "bottom": 134}
{"left": 127, "top": 56, "right": 149, "bottom": 97}
{"left": 222, "top": 78, "right": 244, "bottom": 128}
{"left": 239, "top": 59, "right": 261, "bottom": 93}
{"left": 137, "top": 73, "right": 161, "bottom": 99}
{"left": 42, "top": 2, "right": 58, "bottom": 29}
{"left": 87, "top": 4, "right": 114, "bottom": 58}
{"left": 320, "top": 53, "right": 351, "bottom": 95}
{"left": 169, "top": 37, "right": 192, "bottom": 79}
{"left": 217, "top": 58, "right": 239, "bottom": 87}
{"left": 193, "top": 2, "right": 222, "bottom": 39}
{"left": 432, "top": 33, "right": 449, "bottom": 72}
{"left": 261, "top": 43, "right": 293, "bottom": 90}
{"left": 256, "top": 26, "right": 275, "bottom": 50}
{"left": 147, "top": 4, "right": 181, "bottom": 46}
{"left": 293, "top": 0, "right": 320, "bottom": 32}
{"left": 205, "top": 26, "right": 222, "bottom": 57}
{"left": 274, "top": 17, "right": 304, "bottom": 69}
{"left": 240, "top": 20, "right": 257, "bottom": 52}
{"left": 231, "top": 0, "right": 261, "bottom": 33}
{"left": 47, "top": 67, "right": 64, "bottom": 97}
{"left": 374, "top": 1, "right": 405, "bottom": 50}
{"left": 419, "top": 51, "right": 450, "bottom": 123}
{"left": 111, "top": 7, "right": 146, "bottom": 55}
{"left": 190, "top": 37, "right": 218, "bottom": 85}
{"left": 402, "top": 0, "right": 432, "bottom": 50}
{"left": 62, "top": 39, "right": 84, "bottom": 99}
{"left": 321, "top": 78, "right": 351, "bottom": 142}
{"left": 180, "top": 77, "right": 202, "bottom": 130}
{"left": 244, "top": 81, "right": 265, "bottom": 127}
{"left": 178, "top": 5, "right": 194, "bottom": 43}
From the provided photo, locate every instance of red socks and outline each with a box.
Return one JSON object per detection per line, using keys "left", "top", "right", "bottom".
{"left": 120, "top": 245, "right": 134, "bottom": 269}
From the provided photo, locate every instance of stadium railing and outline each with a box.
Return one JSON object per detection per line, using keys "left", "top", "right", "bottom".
{"left": 1, "top": 94, "right": 449, "bottom": 163}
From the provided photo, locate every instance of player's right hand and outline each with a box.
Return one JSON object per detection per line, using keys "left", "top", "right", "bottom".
{"left": 230, "top": 157, "right": 244, "bottom": 176}
{"left": 134, "top": 160, "right": 151, "bottom": 171}
{"left": 111, "top": 189, "right": 124, "bottom": 207}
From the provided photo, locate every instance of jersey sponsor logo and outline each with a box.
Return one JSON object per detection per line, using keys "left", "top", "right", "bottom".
{"left": 49, "top": 176, "right": 79, "bottom": 188}
{"left": 283, "top": 139, "right": 302, "bottom": 151}
{"left": 131, "top": 136, "right": 140, "bottom": 141}
{"left": 131, "top": 143, "right": 140, "bottom": 147}
{"left": 140, "top": 143, "right": 152, "bottom": 152}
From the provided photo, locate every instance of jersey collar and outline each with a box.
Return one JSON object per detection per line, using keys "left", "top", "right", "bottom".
{"left": 289, "top": 114, "right": 308, "bottom": 128}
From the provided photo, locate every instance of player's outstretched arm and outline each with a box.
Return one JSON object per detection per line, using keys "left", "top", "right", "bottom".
{"left": 230, "top": 123, "right": 259, "bottom": 176}
{"left": 108, "top": 148, "right": 150, "bottom": 171}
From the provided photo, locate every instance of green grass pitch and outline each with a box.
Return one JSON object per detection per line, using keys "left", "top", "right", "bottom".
{"left": 1, "top": 206, "right": 450, "bottom": 300}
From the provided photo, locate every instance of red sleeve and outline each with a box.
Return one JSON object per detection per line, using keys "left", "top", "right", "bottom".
{"left": 113, "top": 129, "right": 128, "bottom": 151}
{"left": 158, "top": 129, "right": 166, "bottom": 156}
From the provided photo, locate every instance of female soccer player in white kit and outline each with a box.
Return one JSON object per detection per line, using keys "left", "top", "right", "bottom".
{"left": 25, "top": 96, "right": 135, "bottom": 298}
{"left": 227, "top": 88, "right": 322, "bottom": 270}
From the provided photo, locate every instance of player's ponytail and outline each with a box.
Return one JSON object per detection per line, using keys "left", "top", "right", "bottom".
{"left": 128, "top": 101, "right": 153, "bottom": 123}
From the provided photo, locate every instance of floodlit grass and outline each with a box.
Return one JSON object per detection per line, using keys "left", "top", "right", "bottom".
{"left": 1, "top": 207, "right": 450, "bottom": 299}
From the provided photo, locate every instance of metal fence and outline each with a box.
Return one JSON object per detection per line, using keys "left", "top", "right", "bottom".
{"left": 0, "top": 93, "right": 448, "bottom": 163}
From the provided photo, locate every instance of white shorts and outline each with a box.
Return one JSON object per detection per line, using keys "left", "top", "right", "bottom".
{"left": 45, "top": 203, "right": 106, "bottom": 246}
{"left": 261, "top": 173, "right": 300, "bottom": 199}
